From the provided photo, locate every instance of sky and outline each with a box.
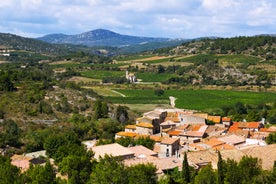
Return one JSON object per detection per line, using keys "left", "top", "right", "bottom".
{"left": 0, "top": 0, "right": 275, "bottom": 39}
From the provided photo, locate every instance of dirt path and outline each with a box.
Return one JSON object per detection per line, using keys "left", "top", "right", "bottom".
{"left": 111, "top": 90, "right": 126, "bottom": 97}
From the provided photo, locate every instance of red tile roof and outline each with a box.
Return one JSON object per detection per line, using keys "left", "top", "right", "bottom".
{"left": 222, "top": 117, "right": 231, "bottom": 122}
{"left": 161, "top": 137, "right": 180, "bottom": 145}
{"left": 136, "top": 122, "right": 154, "bottom": 128}
{"left": 116, "top": 131, "right": 137, "bottom": 138}
{"left": 125, "top": 125, "right": 136, "bottom": 129}
{"left": 168, "top": 131, "right": 182, "bottom": 136}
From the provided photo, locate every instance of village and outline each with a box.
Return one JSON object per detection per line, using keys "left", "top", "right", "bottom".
{"left": 10, "top": 107, "right": 276, "bottom": 178}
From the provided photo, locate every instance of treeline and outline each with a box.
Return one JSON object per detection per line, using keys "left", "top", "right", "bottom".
{"left": 178, "top": 36, "right": 276, "bottom": 60}
{"left": 1, "top": 149, "right": 276, "bottom": 184}
{"left": 219, "top": 101, "right": 276, "bottom": 123}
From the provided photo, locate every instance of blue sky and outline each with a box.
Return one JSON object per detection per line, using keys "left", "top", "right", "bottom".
{"left": 0, "top": 0, "right": 275, "bottom": 38}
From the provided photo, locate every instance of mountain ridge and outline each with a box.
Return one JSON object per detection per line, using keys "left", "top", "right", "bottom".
{"left": 37, "top": 29, "right": 177, "bottom": 47}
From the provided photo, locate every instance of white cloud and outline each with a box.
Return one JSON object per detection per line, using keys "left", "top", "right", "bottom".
{"left": 0, "top": 0, "right": 275, "bottom": 38}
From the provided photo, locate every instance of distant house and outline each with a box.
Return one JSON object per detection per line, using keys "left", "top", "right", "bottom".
{"left": 11, "top": 152, "right": 46, "bottom": 172}
{"left": 218, "top": 134, "right": 246, "bottom": 146}
{"left": 115, "top": 131, "right": 138, "bottom": 139}
{"left": 124, "top": 156, "right": 182, "bottom": 177}
{"left": 125, "top": 124, "right": 136, "bottom": 132}
{"left": 128, "top": 145, "right": 158, "bottom": 158}
{"left": 229, "top": 122, "right": 263, "bottom": 134}
{"left": 159, "top": 137, "right": 180, "bottom": 158}
{"left": 207, "top": 115, "right": 221, "bottom": 124}
{"left": 222, "top": 117, "right": 232, "bottom": 127}
{"left": 126, "top": 71, "right": 137, "bottom": 83}
{"left": 91, "top": 143, "right": 135, "bottom": 160}
{"left": 136, "top": 122, "right": 154, "bottom": 135}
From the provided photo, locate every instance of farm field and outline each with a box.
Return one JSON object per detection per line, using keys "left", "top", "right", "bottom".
{"left": 136, "top": 72, "right": 173, "bottom": 82}
{"left": 81, "top": 70, "right": 125, "bottom": 79}
{"left": 106, "top": 89, "right": 276, "bottom": 112}
{"left": 176, "top": 54, "right": 261, "bottom": 64}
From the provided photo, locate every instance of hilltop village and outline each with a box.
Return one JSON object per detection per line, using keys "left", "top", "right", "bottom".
{"left": 10, "top": 107, "right": 276, "bottom": 179}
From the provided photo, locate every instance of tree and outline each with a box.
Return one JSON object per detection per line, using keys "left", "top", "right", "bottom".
{"left": 266, "top": 132, "right": 276, "bottom": 144}
{"left": 116, "top": 105, "right": 129, "bottom": 124}
{"left": 0, "top": 155, "right": 21, "bottom": 184}
{"left": 238, "top": 156, "right": 262, "bottom": 183}
{"left": 0, "top": 119, "right": 21, "bottom": 147}
{"left": 59, "top": 155, "right": 92, "bottom": 184}
{"left": 217, "top": 151, "right": 224, "bottom": 184}
{"left": 154, "top": 89, "right": 165, "bottom": 96}
{"left": 23, "top": 161, "right": 56, "bottom": 184}
{"left": 194, "top": 164, "right": 216, "bottom": 184}
{"left": 182, "top": 152, "right": 190, "bottom": 183}
{"left": 224, "top": 159, "right": 242, "bottom": 184}
{"left": 93, "top": 99, "right": 102, "bottom": 120}
{"left": 157, "top": 65, "right": 165, "bottom": 73}
{"left": 127, "top": 163, "right": 157, "bottom": 184}
{"left": 88, "top": 155, "right": 127, "bottom": 184}
{"left": 0, "top": 72, "right": 15, "bottom": 91}
{"left": 101, "top": 101, "right": 109, "bottom": 118}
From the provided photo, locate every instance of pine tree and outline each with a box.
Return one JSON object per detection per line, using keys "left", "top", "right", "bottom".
{"left": 217, "top": 151, "right": 224, "bottom": 184}
{"left": 182, "top": 152, "right": 190, "bottom": 183}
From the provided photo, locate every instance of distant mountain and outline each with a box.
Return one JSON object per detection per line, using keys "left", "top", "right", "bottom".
{"left": 37, "top": 29, "right": 184, "bottom": 47}
{"left": 0, "top": 33, "right": 68, "bottom": 56}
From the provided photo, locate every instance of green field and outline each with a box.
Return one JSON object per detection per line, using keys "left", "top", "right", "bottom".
{"left": 176, "top": 54, "right": 261, "bottom": 64}
{"left": 137, "top": 72, "right": 173, "bottom": 82}
{"left": 105, "top": 89, "right": 276, "bottom": 112}
{"left": 81, "top": 70, "right": 125, "bottom": 79}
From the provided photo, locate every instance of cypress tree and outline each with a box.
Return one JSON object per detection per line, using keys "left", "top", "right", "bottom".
{"left": 217, "top": 151, "right": 224, "bottom": 184}
{"left": 182, "top": 152, "right": 190, "bottom": 183}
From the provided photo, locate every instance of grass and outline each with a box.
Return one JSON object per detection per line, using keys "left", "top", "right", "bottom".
{"left": 104, "top": 89, "right": 276, "bottom": 112}
{"left": 81, "top": 70, "right": 125, "bottom": 79}
{"left": 137, "top": 72, "right": 173, "bottom": 82}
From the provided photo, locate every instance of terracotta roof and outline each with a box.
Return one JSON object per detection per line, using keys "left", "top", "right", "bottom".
{"left": 136, "top": 122, "right": 154, "bottom": 128}
{"left": 125, "top": 125, "right": 136, "bottom": 129}
{"left": 92, "top": 143, "right": 135, "bottom": 160}
{"left": 180, "top": 131, "right": 204, "bottom": 137}
{"left": 204, "top": 138, "right": 225, "bottom": 147}
{"left": 186, "top": 131, "right": 205, "bottom": 137}
{"left": 212, "top": 144, "right": 235, "bottom": 151}
{"left": 116, "top": 131, "right": 137, "bottom": 138}
{"left": 191, "top": 124, "right": 201, "bottom": 131}
{"left": 175, "top": 124, "right": 189, "bottom": 131}
{"left": 222, "top": 117, "right": 231, "bottom": 122}
{"left": 218, "top": 134, "right": 246, "bottom": 145}
{"left": 241, "top": 144, "right": 276, "bottom": 170}
{"left": 267, "top": 126, "right": 276, "bottom": 132}
{"left": 162, "top": 127, "right": 172, "bottom": 133}
{"left": 150, "top": 135, "right": 162, "bottom": 142}
{"left": 160, "top": 121, "right": 176, "bottom": 126}
{"left": 124, "top": 156, "right": 182, "bottom": 174}
{"left": 246, "top": 122, "right": 260, "bottom": 129}
{"left": 161, "top": 137, "right": 180, "bottom": 145}
{"left": 165, "top": 112, "right": 180, "bottom": 123}
{"left": 136, "top": 116, "right": 152, "bottom": 121}
{"left": 207, "top": 116, "right": 221, "bottom": 124}
{"left": 189, "top": 143, "right": 207, "bottom": 151}
{"left": 193, "top": 113, "right": 208, "bottom": 119}
{"left": 135, "top": 134, "right": 150, "bottom": 139}
{"left": 228, "top": 122, "right": 240, "bottom": 133}
{"left": 260, "top": 128, "right": 269, "bottom": 132}
{"left": 187, "top": 149, "right": 218, "bottom": 169}
{"left": 168, "top": 130, "right": 182, "bottom": 136}
{"left": 128, "top": 145, "right": 158, "bottom": 158}
{"left": 11, "top": 154, "right": 32, "bottom": 171}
